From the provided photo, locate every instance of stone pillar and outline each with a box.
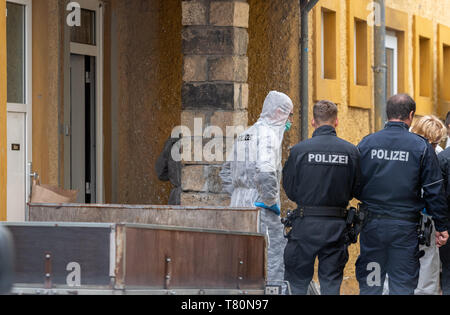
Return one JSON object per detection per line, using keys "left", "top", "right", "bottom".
{"left": 180, "top": 0, "right": 249, "bottom": 206}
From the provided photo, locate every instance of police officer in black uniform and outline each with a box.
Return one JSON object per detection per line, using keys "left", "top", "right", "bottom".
{"left": 355, "top": 94, "right": 449, "bottom": 295}
{"left": 282, "top": 100, "right": 361, "bottom": 295}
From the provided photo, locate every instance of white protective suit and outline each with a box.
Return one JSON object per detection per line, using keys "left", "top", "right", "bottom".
{"left": 220, "top": 91, "right": 293, "bottom": 282}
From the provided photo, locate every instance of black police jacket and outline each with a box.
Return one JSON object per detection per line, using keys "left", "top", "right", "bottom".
{"left": 282, "top": 125, "right": 361, "bottom": 209}
{"left": 357, "top": 121, "right": 448, "bottom": 232}
{"left": 439, "top": 147, "right": 450, "bottom": 210}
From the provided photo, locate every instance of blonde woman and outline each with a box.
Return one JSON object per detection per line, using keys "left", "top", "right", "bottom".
{"left": 412, "top": 115, "right": 448, "bottom": 153}
{"left": 411, "top": 115, "right": 447, "bottom": 295}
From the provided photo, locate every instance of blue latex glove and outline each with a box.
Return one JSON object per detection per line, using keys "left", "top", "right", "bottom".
{"left": 255, "top": 202, "right": 281, "bottom": 216}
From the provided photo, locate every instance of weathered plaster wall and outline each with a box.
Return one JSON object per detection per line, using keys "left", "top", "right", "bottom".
{"left": 32, "top": 0, "right": 61, "bottom": 187}
{"left": 247, "top": 0, "right": 300, "bottom": 210}
{"left": 332, "top": 0, "right": 375, "bottom": 146}
{"left": 110, "top": 0, "right": 182, "bottom": 205}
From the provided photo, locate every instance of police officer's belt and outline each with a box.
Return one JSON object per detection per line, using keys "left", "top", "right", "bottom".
{"left": 296, "top": 206, "right": 347, "bottom": 218}
{"left": 366, "top": 211, "right": 420, "bottom": 224}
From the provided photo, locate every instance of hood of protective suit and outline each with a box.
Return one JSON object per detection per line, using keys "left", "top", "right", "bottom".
{"left": 258, "top": 91, "right": 294, "bottom": 127}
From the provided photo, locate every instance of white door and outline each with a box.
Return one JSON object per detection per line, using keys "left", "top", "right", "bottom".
{"left": 6, "top": 0, "right": 32, "bottom": 222}
{"left": 386, "top": 32, "right": 398, "bottom": 98}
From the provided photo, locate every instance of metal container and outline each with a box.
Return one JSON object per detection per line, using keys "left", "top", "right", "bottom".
{"left": 3, "top": 222, "right": 266, "bottom": 295}
{"left": 28, "top": 204, "right": 260, "bottom": 233}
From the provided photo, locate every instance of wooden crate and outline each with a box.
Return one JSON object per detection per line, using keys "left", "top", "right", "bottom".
{"left": 28, "top": 204, "right": 260, "bottom": 233}
{"left": 3, "top": 222, "right": 266, "bottom": 295}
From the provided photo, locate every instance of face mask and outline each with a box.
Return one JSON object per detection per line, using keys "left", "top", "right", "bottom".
{"left": 285, "top": 121, "right": 292, "bottom": 132}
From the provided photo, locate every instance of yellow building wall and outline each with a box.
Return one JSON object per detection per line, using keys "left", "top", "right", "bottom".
{"left": 387, "top": 0, "right": 450, "bottom": 118}
{"left": 308, "top": 0, "right": 450, "bottom": 147}
{"left": 438, "top": 24, "right": 450, "bottom": 116}
{"left": 32, "top": 0, "right": 61, "bottom": 187}
{"left": 0, "top": 0, "right": 6, "bottom": 221}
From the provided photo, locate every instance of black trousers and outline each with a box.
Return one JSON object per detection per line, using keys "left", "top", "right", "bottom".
{"left": 356, "top": 218, "right": 420, "bottom": 295}
{"left": 284, "top": 216, "right": 349, "bottom": 295}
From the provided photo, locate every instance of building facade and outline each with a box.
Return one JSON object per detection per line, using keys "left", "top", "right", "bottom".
{"left": 0, "top": 0, "right": 449, "bottom": 293}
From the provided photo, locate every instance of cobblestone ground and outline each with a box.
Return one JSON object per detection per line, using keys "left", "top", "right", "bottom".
{"left": 342, "top": 244, "right": 360, "bottom": 295}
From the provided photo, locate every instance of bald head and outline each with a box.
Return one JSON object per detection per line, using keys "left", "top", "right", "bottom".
{"left": 386, "top": 94, "right": 416, "bottom": 121}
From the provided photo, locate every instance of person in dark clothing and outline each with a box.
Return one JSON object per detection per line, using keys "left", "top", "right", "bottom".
{"left": 282, "top": 100, "right": 361, "bottom": 295}
{"left": 155, "top": 136, "right": 182, "bottom": 205}
{"left": 438, "top": 144, "right": 450, "bottom": 294}
{"left": 355, "top": 94, "right": 448, "bottom": 295}
{"left": 439, "top": 147, "right": 450, "bottom": 212}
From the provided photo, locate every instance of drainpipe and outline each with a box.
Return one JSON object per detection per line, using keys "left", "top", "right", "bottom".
{"left": 373, "top": 0, "right": 387, "bottom": 131}
{"left": 300, "top": 0, "right": 319, "bottom": 141}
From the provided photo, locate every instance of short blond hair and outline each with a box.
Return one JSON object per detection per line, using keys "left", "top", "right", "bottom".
{"left": 411, "top": 115, "right": 447, "bottom": 144}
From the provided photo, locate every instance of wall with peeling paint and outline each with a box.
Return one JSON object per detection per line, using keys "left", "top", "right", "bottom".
{"left": 107, "top": 0, "right": 182, "bottom": 205}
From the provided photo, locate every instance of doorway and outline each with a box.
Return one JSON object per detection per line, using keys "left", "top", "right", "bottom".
{"left": 6, "top": 0, "right": 32, "bottom": 221}
{"left": 70, "top": 54, "right": 97, "bottom": 203}
{"left": 64, "top": 0, "right": 103, "bottom": 204}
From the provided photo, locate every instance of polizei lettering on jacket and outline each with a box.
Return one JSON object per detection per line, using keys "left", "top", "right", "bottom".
{"left": 308, "top": 153, "right": 349, "bottom": 165}
{"left": 370, "top": 149, "right": 409, "bottom": 162}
